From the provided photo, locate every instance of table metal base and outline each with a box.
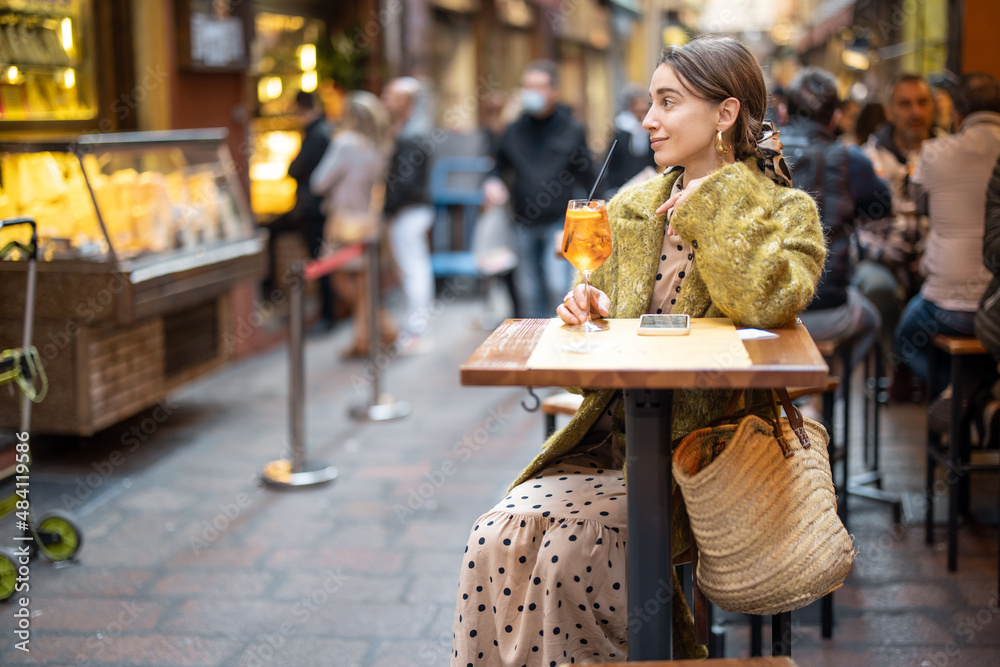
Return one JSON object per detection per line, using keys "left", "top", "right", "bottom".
{"left": 261, "top": 459, "right": 339, "bottom": 488}
{"left": 624, "top": 388, "right": 674, "bottom": 660}
{"left": 350, "top": 397, "right": 412, "bottom": 422}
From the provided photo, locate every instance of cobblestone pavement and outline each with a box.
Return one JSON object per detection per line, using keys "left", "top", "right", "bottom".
{"left": 1, "top": 298, "right": 998, "bottom": 666}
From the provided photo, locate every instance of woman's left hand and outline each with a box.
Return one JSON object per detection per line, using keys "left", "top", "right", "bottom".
{"left": 655, "top": 175, "right": 708, "bottom": 235}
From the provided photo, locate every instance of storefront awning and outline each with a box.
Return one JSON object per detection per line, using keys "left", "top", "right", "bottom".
{"left": 798, "top": 0, "right": 856, "bottom": 53}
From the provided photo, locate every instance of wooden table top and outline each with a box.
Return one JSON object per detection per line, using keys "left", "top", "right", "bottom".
{"left": 460, "top": 318, "right": 829, "bottom": 390}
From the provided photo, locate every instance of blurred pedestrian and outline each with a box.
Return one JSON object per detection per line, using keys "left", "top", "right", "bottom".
{"left": 858, "top": 74, "right": 936, "bottom": 394}
{"left": 262, "top": 91, "right": 335, "bottom": 330}
{"left": 765, "top": 85, "right": 789, "bottom": 126}
{"left": 476, "top": 91, "right": 523, "bottom": 319}
{"left": 310, "top": 90, "right": 397, "bottom": 358}
{"left": 479, "top": 91, "right": 510, "bottom": 157}
{"left": 780, "top": 67, "right": 886, "bottom": 392}
{"left": 854, "top": 101, "right": 886, "bottom": 146}
{"left": 975, "top": 155, "right": 1000, "bottom": 361}
{"left": 933, "top": 85, "right": 957, "bottom": 134}
{"left": 601, "top": 83, "right": 656, "bottom": 198}
{"left": 837, "top": 97, "right": 861, "bottom": 144}
{"left": 896, "top": 72, "right": 1000, "bottom": 409}
{"left": 382, "top": 77, "right": 435, "bottom": 352}
{"left": 485, "top": 60, "right": 596, "bottom": 318}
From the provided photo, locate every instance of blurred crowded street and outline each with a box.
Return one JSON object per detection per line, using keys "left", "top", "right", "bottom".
{"left": 1, "top": 0, "right": 1000, "bottom": 665}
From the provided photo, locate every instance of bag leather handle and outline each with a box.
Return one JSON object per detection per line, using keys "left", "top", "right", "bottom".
{"left": 775, "top": 387, "right": 811, "bottom": 450}
{"left": 730, "top": 387, "right": 812, "bottom": 452}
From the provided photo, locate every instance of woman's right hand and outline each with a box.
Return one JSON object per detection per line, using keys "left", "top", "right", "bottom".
{"left": 557, "top": 283, "right": 610, "bottom": 325}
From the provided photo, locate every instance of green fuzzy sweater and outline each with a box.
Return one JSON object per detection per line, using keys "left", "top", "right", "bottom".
{"left": 510, "top": 159, "right": 826, "bottom": 658}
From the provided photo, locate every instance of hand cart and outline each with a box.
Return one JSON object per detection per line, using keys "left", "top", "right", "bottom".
{"left": 0, "top": 217, "right": 82, "bottom": 601}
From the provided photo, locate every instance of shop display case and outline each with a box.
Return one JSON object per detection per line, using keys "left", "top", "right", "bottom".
{"left": 248, "top": 11, "right": 326, "bottom": 220}
{"left": 0, "top": 129, "right": 265, "bottom": 435}
{"left": 0, "top": 0, "right": 98, "bottom": 122}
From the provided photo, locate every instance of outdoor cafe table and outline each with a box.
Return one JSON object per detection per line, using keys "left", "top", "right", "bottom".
{"left": 459, "top": 318, "right": 829, "bottom": 661}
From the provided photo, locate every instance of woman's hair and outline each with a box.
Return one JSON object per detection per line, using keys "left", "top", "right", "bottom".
{"left": 341, "top": 90, "right": 390, "bottom": 152}
{"left": 657, "top": 37, "right": 767, "bottom": 160}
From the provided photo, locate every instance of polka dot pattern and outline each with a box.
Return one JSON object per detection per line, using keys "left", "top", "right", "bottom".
{"left": 452, "top": 453, "right": 628, "bottom": 665}
{"left": 649, "top": 177, "right": 693, "bottom": 316}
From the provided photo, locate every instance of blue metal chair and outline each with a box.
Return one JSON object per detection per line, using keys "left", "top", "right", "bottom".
{"left": 429, "top": 156, "right": 493, "bottom": 279}
{"left": 428, "top": 156, "right": 519, "bottom": 323}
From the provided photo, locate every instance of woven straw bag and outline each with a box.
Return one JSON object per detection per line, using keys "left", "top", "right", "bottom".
{"left": 673, "top": 389, "right": 854, "bottom": 615}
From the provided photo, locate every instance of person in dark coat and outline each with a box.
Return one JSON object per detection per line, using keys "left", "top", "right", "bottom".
{"left": 976, "top": 155, "right": 1000, "bottom": 361}
{"left": 485, "top": 60, "right": 596, "bottom": 318}
{"left": 780, "top": 68, "right": 887, "bottom": 374}
{"left": 601, "top": 83, "right": 657, "bottom": 198}
{"left": 263, "top": 90, "right": 335, "bottom": 329}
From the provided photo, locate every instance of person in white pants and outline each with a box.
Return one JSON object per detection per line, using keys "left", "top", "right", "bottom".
{"left": 389, "top": 204, "right": 435, "bottom": 339}
{"left": 382, "top": 77, "right": 436, "bottom": 348}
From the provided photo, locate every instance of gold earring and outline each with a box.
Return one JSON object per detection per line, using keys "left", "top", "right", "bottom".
{"left": 716, "top": 130, "right": 731, "bottom": 154}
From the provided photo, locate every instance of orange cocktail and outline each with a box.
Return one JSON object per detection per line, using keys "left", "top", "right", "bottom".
{"left": 563, "top": 202, "right": 612, "bottom": 272}
{"left": 562, "top": 199, "right": 612, "bottom": 334}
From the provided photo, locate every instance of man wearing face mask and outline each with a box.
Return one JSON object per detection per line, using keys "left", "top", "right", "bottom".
{"left": 484, "top": 60, "right": 595, "bottom": 318}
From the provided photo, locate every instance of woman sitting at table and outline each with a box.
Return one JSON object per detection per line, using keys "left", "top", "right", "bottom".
{"left": 452, "top": 36, "right": 826, "bottom": 665}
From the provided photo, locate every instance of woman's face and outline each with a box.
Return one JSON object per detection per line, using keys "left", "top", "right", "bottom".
{"left": 643, "top": 64, "right": 728, "bottom": 172}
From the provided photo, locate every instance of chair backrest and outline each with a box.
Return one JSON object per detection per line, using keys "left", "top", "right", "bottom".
{"left": 430, "top": 156, "right": 493, "bottom": 207}
{"left": 430, "top": 156, "right": 494, "bottom": 252}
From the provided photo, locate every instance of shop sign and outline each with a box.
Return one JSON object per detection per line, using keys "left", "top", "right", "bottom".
{"left": 176, "top": 0, "right": 251, "bottom": 71}
{"left": 191, "top": 14, "right": 244, "bottom": 67}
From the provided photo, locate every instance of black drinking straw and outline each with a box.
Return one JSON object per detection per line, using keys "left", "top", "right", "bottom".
{"left": 587, "top": 139, "right": 618, "bottom": 201}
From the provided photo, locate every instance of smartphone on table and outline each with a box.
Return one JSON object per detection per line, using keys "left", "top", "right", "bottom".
{"left": 637, "top": 313, "right": 690, "bottom": 336}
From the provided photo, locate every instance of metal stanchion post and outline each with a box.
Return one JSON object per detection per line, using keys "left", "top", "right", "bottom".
{"left": 262, "top": 261, "right": 338, "bottom": 488}
{"left": 21, "top": 238, "right": 37, "bottom": 434}
{"left": 349, "top": 239, "right": 410, "bottom": 422}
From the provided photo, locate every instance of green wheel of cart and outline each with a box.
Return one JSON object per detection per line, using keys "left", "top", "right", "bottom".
{"left": 0, "top": 548, "right": 18, "bottom": 600}
{"left": 32, "top": 512, "right": 82, "bottom": 562}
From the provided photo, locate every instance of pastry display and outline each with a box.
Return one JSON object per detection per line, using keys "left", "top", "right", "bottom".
{"left": 0, "top": 147, "right": 249, "bottom": 261}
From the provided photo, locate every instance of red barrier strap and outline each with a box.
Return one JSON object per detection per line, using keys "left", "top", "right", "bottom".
{"left": 302, "top": 243, "right": 365, "bottom": 281}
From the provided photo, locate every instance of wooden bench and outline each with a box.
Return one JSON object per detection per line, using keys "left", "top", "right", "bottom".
{"left": 541, "top": 391, "right": 584, "bottom": 437}
{"left": 787, "top": 376, "right": 839, "bottom": 401}
{"left": 933, "top": 335, "right": 989, "bottom": 356}
{"left": 926, "top": 335, "right": 998, "bottom": 577}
